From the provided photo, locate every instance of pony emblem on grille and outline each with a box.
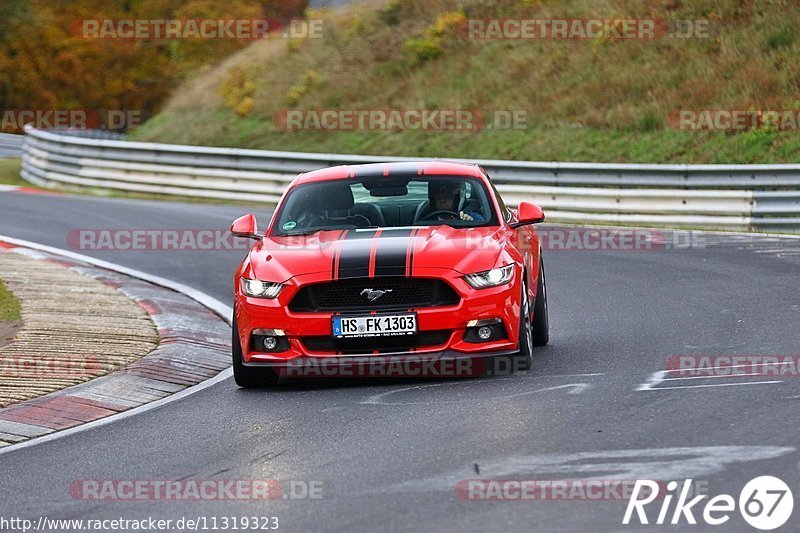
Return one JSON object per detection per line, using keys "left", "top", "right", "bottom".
{"left": 360, "top": 288, "right": 393, "bottom": 302}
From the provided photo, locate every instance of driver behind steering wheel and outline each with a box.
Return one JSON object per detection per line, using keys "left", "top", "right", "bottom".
{"left": 425, "top": 180, "right": 485, "bottom": 222}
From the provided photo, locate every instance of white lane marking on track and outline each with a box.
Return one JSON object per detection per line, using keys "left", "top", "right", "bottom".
{"left": 360, "top": 382, "right": 591, "bottom": 406}
{"left": 0, "top": 185, "right": 19, "bottom": 192}
{"left": 637, "top": 370, "right": 667, "bottom": 391}
{"left": 493, "top": 372, "right": 603, "bottom": 380}
{"left": 535, "top": 372, "right": 604, "bottom": 377}
{"left": 384, "top": 446, "right": 796, "bottom": 493}
{"left": 0, "top": 234, "right": 233, "bottom": 456}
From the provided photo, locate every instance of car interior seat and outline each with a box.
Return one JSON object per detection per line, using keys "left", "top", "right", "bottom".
{"left": 322, "top": 183, "right": 373, "bottom": 227}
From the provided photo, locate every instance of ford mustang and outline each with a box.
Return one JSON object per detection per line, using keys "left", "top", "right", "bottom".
{"left": 230, "top": 162, "right": 548, "bottom": 387}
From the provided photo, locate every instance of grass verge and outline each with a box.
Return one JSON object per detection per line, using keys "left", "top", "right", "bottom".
{"left": 0, "top": 279, "right": 21, "bottom": 322}
{"left": 0, "top": 159, "right": 27, "bottom": 187}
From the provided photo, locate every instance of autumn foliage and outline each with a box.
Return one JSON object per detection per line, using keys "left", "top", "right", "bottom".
{"left": 0, "top": 0, "right": 308, "bottom": 128}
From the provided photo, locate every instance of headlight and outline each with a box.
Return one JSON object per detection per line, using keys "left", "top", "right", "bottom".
{"left": 463, "top": 264, "right": 515, "bottom": 289}
{"left": 241, "top": 278, "right": 285, "bottom": 299}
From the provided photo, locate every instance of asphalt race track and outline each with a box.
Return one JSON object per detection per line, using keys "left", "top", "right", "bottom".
{"left": 1, "top": 190, "right": 799, "bottom": 532}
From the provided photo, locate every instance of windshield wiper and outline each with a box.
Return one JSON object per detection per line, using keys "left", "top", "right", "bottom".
{"left": 278, "top": 229, "right": 329, "bottom": 237}
{"left": 279, "top": 225, "right": 381, "bottom": 236}
{"left": 414, "top": 221, "right": 479, "bottom": 228}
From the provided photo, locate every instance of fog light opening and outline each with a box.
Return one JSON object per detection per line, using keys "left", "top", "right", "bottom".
{"left": 464, "top": 319, "right": 508, "bottom": 344}
{"left": 263, "top": 337, "right": 278, "bottom": 350}
{"left": 250, "top": 331, "right": 289, "bottom": 353}
{"left": 477, "top": 326, "right": 493, "bottom": 341}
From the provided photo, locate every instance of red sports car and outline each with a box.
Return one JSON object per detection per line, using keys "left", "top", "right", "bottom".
{"left": 230, "top": 162, "right": 548, "bottom": 387}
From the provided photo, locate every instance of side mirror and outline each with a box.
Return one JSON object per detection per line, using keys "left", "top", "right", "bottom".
{"left": 512, "top": 202, "right": 545, "bottom": 227}
{"left": 231, "top": 214, "right": 262, "bottom": 240}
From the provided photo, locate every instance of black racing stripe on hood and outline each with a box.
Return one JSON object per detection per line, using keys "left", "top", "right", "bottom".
{"left": 337, "top": 229, "right": 378, "bottom": 279}
{"left": 407, "top": 227, "right": 420, "bottom": 276}
{"left": 386, "top": 162, "right": 424, "bottom": 176}
{"left": 351, "top": 164, "right": 387, "bottom": 178}
{"left": 374, "top": 228, "right": 414, "bottom": 277}
{"left": 330, "top": 229, "right": 346, "bottom": 279}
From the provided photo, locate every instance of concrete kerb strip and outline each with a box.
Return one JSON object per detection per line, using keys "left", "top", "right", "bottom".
{"left": 0, "top": 235, "right": 234, "bottom": 454}
{"left": 0, "top": 250, "right": 160, "bottom": 407}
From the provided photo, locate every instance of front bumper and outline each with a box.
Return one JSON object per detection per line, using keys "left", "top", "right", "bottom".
{"left": 235, "top": 267, "right": 523, "bottom": 364}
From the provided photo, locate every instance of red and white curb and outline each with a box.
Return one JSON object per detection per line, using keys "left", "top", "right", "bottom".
{"left": 0, "top": 236, "right": 233, "bottom": 454}
{"left": 0, "top": 185, "right": 64, "bottom": 195}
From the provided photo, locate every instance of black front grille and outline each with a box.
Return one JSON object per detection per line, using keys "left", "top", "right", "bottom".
{"left": 289, "top": 277, "right": 460, "bottom": 312}
{"left": 300, "top": 330, "right": 452, "bottom": 354}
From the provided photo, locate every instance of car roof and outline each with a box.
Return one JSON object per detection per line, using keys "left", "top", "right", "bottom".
{"left": 293, "top": 161, "right": 484, "bottom": 185}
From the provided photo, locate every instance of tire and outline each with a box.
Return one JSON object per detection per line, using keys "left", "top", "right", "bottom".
{"left": 532, "top": 258, "right": 549, "bottom": 347}
{"left": 232, "top": 314, "right": 280, "bottom": 388}
{"left": 514, "top": 277, "right": 534, "bottom": 371}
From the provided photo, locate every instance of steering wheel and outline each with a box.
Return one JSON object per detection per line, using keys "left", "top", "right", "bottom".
{"left": 349, "top": 214, "right": 372, "bottom": 227}
{"left": 421, "top": 210, "right": 460, "bottom": 221}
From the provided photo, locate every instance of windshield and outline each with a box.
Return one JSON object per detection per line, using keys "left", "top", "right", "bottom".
{"left": 271, "top": 176, "right": 498, "bottom": 235}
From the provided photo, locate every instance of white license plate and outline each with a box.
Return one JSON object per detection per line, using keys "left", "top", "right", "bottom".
{"left": 332, "top": 314, "right": 417, "bottom": 338}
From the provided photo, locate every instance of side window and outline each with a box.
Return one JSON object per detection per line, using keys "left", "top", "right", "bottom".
{"left": 351, "top": 183, "right": 371, "bottom": 203}
{"left": 488, "top": 178, "right": 513, "bottom": 223}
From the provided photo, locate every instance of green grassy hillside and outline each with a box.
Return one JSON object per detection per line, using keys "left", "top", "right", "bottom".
{"left": 131, "top": 0, "right": 800, "bottom": 164}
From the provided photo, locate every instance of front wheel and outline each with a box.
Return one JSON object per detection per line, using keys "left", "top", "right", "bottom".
{"left": 532, "top": 258, "right": 549, "bottom": 347}
{"left": 232, "top": 313, "right": 279, "bottom": 388}
{"left": 514, "top": 278, "right": 534, "bottom": 371}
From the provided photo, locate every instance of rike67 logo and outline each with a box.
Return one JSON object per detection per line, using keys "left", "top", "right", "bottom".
{"left": 623, "top": 477, "right": 794, "bottom": 530}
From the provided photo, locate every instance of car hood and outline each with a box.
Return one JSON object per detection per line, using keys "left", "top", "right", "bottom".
{"left": 249, "top": 226, "right": 509, "bottom": 282}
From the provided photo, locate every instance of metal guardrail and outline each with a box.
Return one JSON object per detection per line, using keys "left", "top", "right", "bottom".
{"left": 20, "top": 126, "right": 800, "bottom": 232}
{"left": 0, "top": 133, "right": 24, "bottom": 158}
{"left": 42, "top": 129, "right": 125, "bottom": 141}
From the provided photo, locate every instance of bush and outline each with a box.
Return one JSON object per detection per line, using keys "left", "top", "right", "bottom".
{"left": 285, "top": 69, "right": 325, "bottom": 106}
{"left": 379, "top": 0, "right": 403, "bottom": 26}
{"left": 405, "top": 37, "right": 444, "bottom": 64}
{"left": 404, "top": 10, "right": 465, "bottom": 64}
{"left": 218, "top": 67, "right": 257, "bottom": 117}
